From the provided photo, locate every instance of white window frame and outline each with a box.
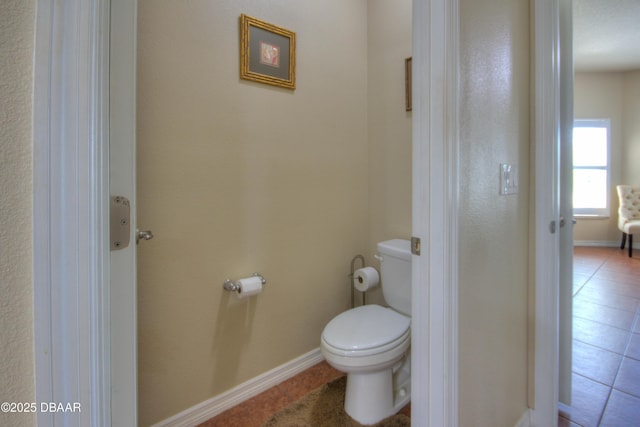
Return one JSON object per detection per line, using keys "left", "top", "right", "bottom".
{"left": 572, "top": 118, "right": 611, "bottom": 217}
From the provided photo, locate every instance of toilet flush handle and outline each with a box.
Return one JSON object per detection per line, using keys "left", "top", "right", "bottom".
{"left": 374, "top": 254, "right": 383, "bottom": 262}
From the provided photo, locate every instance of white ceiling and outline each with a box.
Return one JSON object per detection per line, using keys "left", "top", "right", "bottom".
{"left": 573, "top": 0, "right": 640, "bottom": 72}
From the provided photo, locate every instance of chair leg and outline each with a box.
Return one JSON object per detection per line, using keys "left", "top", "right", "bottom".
{"left": 621, "top": 232, "right": 627, "bottom": 250}
{"left": 629, "top": 234, "right": 633, "bottom": 258}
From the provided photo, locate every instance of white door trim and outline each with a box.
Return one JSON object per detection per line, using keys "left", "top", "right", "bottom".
{"left": 532, "top": 0, "right": 562, "bottom": 425}
{"left": 412, "top": 0, "right": 459, "bottom": 425}
{"left": 33, "top": 0, "right": 111, "bottom": 426}
{"left": 109, "top": 1, "right": 139, "bottom": 425}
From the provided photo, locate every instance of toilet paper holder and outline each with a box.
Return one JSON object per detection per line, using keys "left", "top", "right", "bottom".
{"left": 349, "top": 254, "right": 366, "bottom": 308}
{"left": 223, "top": 273, "right": 267, "bottom": 292}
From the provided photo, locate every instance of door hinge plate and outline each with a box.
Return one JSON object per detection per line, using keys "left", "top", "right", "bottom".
{"left": 411, "top": 236, "right": 421, "bottom": 255}
{"left": 111, "top": 196, "right": 131, "bottom": 250}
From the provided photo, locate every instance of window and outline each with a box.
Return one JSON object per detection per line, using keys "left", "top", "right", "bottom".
{"left": 572, "top": 119, "right": 610, "bottom": 217}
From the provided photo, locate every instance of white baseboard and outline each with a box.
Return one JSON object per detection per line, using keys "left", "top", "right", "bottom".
{"left": 573, "top": 240, "right": 619, "bottom": 247}
{"left": 558, "top": 402, "right": 571, "bottom": 418}
{"left": 515, "top": 408, "right": 533, "bottom": 427}
{"left": 152, "top": 348, "right": 324, "bottom": 427}
{"left": 574, "top": 239, "right": 640, "bottom": 249}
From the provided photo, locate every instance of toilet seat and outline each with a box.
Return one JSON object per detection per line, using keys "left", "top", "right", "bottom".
{"left": 321, "top": 305, "right": 410, "bottom": 358}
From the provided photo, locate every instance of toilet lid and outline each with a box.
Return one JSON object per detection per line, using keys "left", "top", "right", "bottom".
{"left": 322, "top": 304, "right": 410, "bottom": 351}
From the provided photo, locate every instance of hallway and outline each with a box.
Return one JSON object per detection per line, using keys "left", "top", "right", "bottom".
{"left": 560, "top": 246, "right": 640, "bottom": 426}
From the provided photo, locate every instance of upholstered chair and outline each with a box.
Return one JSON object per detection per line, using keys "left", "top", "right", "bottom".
{"left": 616, "top": 185, "right": 640, "bottom": 257}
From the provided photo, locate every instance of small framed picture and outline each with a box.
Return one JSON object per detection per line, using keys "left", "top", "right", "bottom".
{"left": 405, "top": 57, "right": 412, "bottom": 111}
{"left": 240, "top": 14, "right": 296, "bottom": 90}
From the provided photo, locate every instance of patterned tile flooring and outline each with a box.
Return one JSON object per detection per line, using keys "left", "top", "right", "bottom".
{"left": 197, "top": 361, "right": 343, "bottom": 426}
{"left": 197, "top": 360, "right": 410, "bottom": 426}
{"left": 560, "top": 246, "right": 640, "bottom": 426}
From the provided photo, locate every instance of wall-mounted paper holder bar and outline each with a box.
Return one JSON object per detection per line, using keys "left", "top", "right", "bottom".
{"left": 223, "top": 273, "right": 267, "bottom": 292}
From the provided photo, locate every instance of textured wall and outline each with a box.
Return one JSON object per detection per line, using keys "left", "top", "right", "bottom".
{"left": 0, "top": 1, "right": 36, "bottom": 427}
{"left": 458, "top": 0, "right": 531, "bottom": 425}
{"left": 136, "top": 1, "right": 369, "bottom": 424}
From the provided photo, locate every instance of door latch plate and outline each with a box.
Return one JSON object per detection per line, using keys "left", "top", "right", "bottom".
{"left": 411, "top": 236, "right": 421, "bottom": 255}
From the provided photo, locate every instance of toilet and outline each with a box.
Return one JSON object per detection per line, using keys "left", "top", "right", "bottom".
{"left": 321, "top": 239, "right": 411, "bottom": 425}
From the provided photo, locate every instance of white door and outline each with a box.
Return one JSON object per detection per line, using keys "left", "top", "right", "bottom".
{"left": 109, "top": 0, "right": 139, "bottom": 425}
{"left": 532, "top": 1, "right": 563, "bottom": 423}
{"left": 558, "top": 0, "right": 574, "bottom": 407}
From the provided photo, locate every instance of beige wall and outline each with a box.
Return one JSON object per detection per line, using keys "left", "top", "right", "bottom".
{"left": 0, "top": 1, "right": 36, "bottom": 427}
{"left": 366, "top": 0, "right": 413, "bottom": 305}
{"left": 622, "top": 71, "right": 640, "bottom": 186}
{"left": 573, "top": 71, "right": 640, "bottom": 244}
{"left": 137, "top": 1, "right": 415, "bottom": 422}
{"left": 458, "top": 0, "right": 530, "bottom": 425}
{"left": 573, "top": 72, "right": 625, "bottom": 243}
{"left": 136, "top": 1, "right": 374, "bottom": 424}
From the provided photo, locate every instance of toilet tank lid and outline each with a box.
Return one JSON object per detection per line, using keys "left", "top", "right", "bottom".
{"left": 377, "top": 239, "right": 411, "bottom": 260}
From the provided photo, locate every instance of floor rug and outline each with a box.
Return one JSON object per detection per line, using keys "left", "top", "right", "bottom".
{"left": 261, "top": 376, "right": 410, "bottom": 427}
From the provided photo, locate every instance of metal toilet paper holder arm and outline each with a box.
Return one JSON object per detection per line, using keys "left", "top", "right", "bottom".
{"left": 349, "top": 254, "right": 366, "bottom": 308}
{"left": 223, "top": 273, "right": 267, "bottom": 293}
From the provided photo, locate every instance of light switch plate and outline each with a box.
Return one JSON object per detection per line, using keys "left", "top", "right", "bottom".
{"left": 500, "top": 163, "right": 518, "bottom": 195}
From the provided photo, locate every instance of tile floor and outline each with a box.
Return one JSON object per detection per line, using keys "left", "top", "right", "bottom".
{"left": 196, "top": 361, "right": 343, "bottom": 427}
{"left": 197, "top": 360, "right": 410, "bottom": 426}
{"left": 200, "top": 245, "right": 640, "bottom": 427}
{"left": 560, "top": 246, "right": 640, "bottom": 427}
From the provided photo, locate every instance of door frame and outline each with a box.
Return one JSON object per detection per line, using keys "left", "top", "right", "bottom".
{"left": 33, "top": 0, "right": 111, "bottom": 425}
{"left": 532, "top": 0, "right": 563, "bottom": 425}
{"left": 32, "top": 0, "right": 562, "bottom": 426}
{"left": 411, "top": 0, "right": 460, "bottom": 425}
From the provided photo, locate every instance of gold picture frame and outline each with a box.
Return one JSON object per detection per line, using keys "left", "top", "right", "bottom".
{"left": 240, "top": 14, "right": 296, "bottom": 90}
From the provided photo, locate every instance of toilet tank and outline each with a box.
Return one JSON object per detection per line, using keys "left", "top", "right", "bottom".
{"left": 377, "top": 239, "right": 412, "bottom": 316}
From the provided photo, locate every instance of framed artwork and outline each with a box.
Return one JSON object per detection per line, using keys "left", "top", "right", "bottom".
{"left": 240, "top": 14, "right": 296, "bottom": 90}
{"left": 405, "top": 57, "right": 412, "bottom": 111}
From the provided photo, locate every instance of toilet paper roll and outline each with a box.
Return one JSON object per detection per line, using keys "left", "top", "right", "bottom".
{"left": 353, "top": 267, "right": 380, "bottom": 292}
{"left": 236, "top": 276, "right": 263, "bottom": 299}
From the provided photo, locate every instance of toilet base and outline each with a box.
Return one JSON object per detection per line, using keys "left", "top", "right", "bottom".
{"left": 343, "top": 356, "right": 411, "bottom": 425}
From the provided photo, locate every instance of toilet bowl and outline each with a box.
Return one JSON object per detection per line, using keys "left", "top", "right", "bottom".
{"left": 321, "top": 305, "right": 411, "bottom": 425}
{"left": 321, "top": 239, "right": 412, "bottom": 425}
{"left": 320, "top": 305, "right": 411, "bottom": 425}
